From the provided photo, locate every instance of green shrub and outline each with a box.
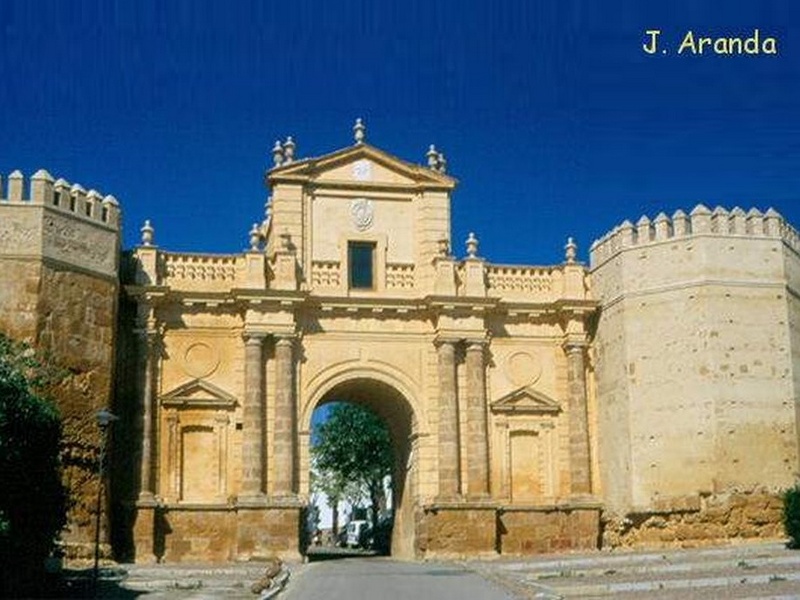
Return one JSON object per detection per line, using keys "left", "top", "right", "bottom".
{"left": 0, "top": 335, "right": 67, "bottom": 597}
{"left": 783, "top": 483, "right": 800, "bottom": 548}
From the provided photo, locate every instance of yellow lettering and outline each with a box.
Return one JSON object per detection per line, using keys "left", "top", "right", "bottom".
{"left": 643, "top": 30, "right": 661, "bottom": 54}
{"left": 677, "top": 31, "right": 697, "bottom": 54}
{"left": 744, "top": 29, "right": 759, "bottom": 53}
{"left": 763, "top": 37, "right": 777, "bottom": 54}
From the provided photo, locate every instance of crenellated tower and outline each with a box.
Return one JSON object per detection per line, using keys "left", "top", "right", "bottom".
{"left": 590, "top": 205, "right": 800, "bottom": 545}
{"left": 0, "top": 169, "right": 122, "bottom": 556}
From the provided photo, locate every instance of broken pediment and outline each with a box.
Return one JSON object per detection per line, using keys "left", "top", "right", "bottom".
{"left": 269, "top": 144, "right": 456, "bottom": 189}
{"left": 491, "top": 386, "right": 562, "bottom": 415}
{"left": 160, "top": 379, "right": 237, "bottom": 410}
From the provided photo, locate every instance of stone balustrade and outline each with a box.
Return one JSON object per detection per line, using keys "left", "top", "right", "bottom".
{"left": 161, "top": 252, "right": 239, "bottom": 291}
{"left": 485, "top": 264, "right": 555, "bottom": 300}
{"left": 310, "top": 260, "right": 341, "bottom": 288}
{"left": 386, "top": 263, "right": 415, "bottom": 290}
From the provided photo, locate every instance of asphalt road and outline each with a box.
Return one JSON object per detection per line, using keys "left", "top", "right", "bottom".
{"left": 283, "top": 557, "right": 519, "bottom": 600}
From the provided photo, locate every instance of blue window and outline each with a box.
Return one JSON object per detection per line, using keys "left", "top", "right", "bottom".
{"left": 349, "top": 241, "right": 375, "bottom": 289}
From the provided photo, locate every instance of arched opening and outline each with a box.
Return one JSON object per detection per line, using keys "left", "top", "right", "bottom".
{"left": 304, "top": 376, "right": 417, "bottom": 559}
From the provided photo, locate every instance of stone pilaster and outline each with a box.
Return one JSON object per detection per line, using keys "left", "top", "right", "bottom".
{"left": 138, "top": 328, "right": 159, "bottom": 503}
{"left": 436, "top": 339, "right": 460, "bottom": 499}
{"left": 465, "top": 341, "right": 490, "bottom": 498}
{"left": 240, "top": 332, "right": 266, "bottom": 501}
{"left": 272, "top": 335, "right": 296, "bottom": 497}
{"left": 565, "top": 341, "right": 592, "bottom": 496}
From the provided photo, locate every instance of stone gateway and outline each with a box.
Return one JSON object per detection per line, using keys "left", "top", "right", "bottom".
{"left": 0, "top": 121, "right": 796, "bottom": 562}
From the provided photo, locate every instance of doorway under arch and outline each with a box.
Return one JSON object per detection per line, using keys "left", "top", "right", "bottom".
{"left": 302, "top": 376, "right": 419, "bottom": 559}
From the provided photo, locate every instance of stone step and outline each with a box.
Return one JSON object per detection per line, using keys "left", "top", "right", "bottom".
{"left": 559, "top": 570, "right": 800, "bottom": 597}
{"left": 526, "top": 554, "right": 800, "bottom": 581}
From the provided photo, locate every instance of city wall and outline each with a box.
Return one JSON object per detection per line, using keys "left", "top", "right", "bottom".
{"left": 590, "top": 205, "right": 800, "bottom": 547}
{"left": 0, "top": 170, "right": 121, "bottom": 556}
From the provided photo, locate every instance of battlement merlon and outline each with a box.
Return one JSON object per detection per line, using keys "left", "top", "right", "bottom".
{"left": 589, "top": 204, "right": 797, "bottom": 269}
{"left": 0, "top": 169, "right": 121, "bottom": 230}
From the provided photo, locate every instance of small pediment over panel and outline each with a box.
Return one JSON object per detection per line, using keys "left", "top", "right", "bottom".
{"left": 270, "top": 144, "right": 455, "bottom": 189}
{"left": 160, "top": 379, "right": 237, "bottom": 410}
{"left": 490, "top": 386, "right": 562, "bottom": 415}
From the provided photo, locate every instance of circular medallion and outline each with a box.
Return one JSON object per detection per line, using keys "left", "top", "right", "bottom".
{"left": 350, "top": 198, "right": 374, "bottom": 231}
{"left": 506, "top": 351, "right": 541, "bottom": 387}
{"left": 183, "top": 341, "right": 220, "bottom": 378}
{"left": 352, "top": 159, "right": 372, "bottom": 181}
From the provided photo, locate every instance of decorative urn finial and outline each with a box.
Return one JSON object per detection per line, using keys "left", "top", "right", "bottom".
{"left": 565, "top": 237, "right": 577, "bottom": 264}
{"left": 140, "top": 220, "right": 154, "bottom": 246}
{"left": 426, "top": 144, "right": 438, "bottom": 169}
{"left": 437, "top": 152, "right": 447, "bottom": 173}
{"left": 283, "top": 136, "right": 296, "bottom": 163}
{"left": 272, "top": 140, "right": 284, "bottom": 167}
{"left": 249, "top": 223, "right": 261, "bottom": 251}
{"left": 353, "top": 118, "right": 366, "bottom": 144}
{"left": 466, "top": 232, "right": 479, "bottom": 258}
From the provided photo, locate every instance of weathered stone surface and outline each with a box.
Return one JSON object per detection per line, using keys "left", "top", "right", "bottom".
{"left": 498, "top": 508, "right": 600, "bottom": 554}
{"left": 420, "top": 507, "right": 497, "bottom": 556}
{"left": 602, "top": 491, "right": 784, "bottom": 549}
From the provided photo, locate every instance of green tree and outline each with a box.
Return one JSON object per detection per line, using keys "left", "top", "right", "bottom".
{"left": 0, "top": 334, "right": 67, "bottom": 597}
{"left": 311, "top": 403, "right": 394, "bottom": 525}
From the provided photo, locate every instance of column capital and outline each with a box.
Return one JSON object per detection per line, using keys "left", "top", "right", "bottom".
{"left": 242, "top": 330, "right": 267, "bottom": 344}
{"left": 433, "top": 335, "right": 459, "bottom": 349}
{"left": 274, "top": 333, "right": 296, "bottom": 348}
{"left": 562, "top": 335, "right": 588, "bottom": 354}
{"left": 465, "top": 338, "right": 488, "bottom": 350}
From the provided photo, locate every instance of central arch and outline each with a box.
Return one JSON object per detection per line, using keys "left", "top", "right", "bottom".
{"left": 300, "top": 368, "right": 422, "bottom": 559}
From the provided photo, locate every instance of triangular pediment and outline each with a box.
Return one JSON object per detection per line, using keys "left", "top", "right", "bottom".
{"left": 491, "top": 387, "right": 561, "bottom": 414}
{"left": 160, "top": 379, "right": 237, "bottom": 409}
{"left": 268, "top": 143, "right": 456, "bottom": 189}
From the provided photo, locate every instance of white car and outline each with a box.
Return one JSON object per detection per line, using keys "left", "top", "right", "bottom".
{"left": 345, "top": 520, "right": 372, "bottom": 548}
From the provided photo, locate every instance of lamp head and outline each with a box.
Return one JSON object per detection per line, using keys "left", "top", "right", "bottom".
{"left": 95, "top": 408, "right": 119, "bottom": 429}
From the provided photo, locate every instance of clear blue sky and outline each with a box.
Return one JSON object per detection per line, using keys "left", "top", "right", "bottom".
{"left": 2, "top": 1, "right": 798, "bottom": 265}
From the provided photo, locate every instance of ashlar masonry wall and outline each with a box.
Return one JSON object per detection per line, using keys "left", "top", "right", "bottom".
{"left": 0, "top": 170, "right": 121, "bottom": 556}
{"left": 590, "top": 205, "right": 800, "bottom": 547}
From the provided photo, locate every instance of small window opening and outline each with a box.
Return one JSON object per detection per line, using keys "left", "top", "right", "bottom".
{"left": 348, "top": 241, "right": 376, "bottom": 289}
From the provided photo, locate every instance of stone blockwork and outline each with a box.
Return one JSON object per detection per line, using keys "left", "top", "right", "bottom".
{"left": 498, "top": 507, "right": 601, "bottom": 554}
{"left": 131, "top": 505, "right": 302, "bottom": 564}
{"left": 0, "top": 170, "right": 121, "bottom": 556}
{"left": 602, "top": 491, "right": 784, "bottom": 549}
{"left": 418, "top": 507, "right": 498, "bottom": 557}
{"left": 590, "top": 206, "right": 800, "bottom": 544}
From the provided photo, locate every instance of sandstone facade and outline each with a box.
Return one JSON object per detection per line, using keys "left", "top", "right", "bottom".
{"left": 1, "top": 123, "right": 797, "bottom": 561}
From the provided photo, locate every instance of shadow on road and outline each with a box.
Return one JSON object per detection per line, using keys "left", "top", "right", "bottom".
{"left": 53, "top": 566, "right": 141, "bottom": 599}
{"left": 305, "top": 546, "right": 381, "bottom": 562}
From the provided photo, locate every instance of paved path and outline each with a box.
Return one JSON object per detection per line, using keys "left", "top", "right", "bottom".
{"left": 68, "top": 541, "right": 800, "bottom": 599}
{"left": 283, "top": 558, "right": 517, "bottom": 600}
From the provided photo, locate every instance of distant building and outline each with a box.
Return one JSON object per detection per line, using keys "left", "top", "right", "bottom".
{"left": 0, "top": 120, "right": 795, "bottom": 562}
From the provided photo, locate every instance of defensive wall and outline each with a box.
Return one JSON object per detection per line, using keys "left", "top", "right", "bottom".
{"left": 590, "top": 205, "right": 800, "bottom": 547}
{"left": 0, "top": 170, "right": 121, "bottom": 556}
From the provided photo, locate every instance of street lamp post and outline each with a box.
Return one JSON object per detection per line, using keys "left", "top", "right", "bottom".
{"left": 92, "top": 408, "right": 118, "bottom": 598}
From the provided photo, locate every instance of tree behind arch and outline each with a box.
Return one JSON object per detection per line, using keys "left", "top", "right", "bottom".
{"left": 311, "top": 403, "right": 394, "bottom": 524}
